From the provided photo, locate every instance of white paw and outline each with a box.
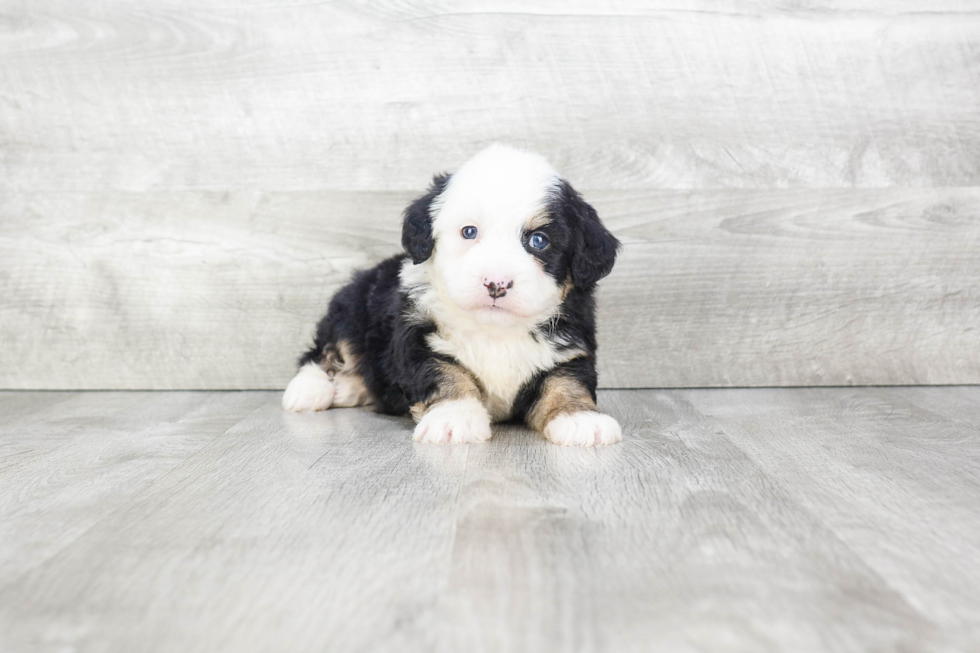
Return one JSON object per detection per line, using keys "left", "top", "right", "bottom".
{"left": 413, "top": 398, "right": 492, "bottom": 444}
{"left": 543, "top": 411, "right": 622, "bottom": 447}
{"left": 282, "top": 363, "right": 335, "bottom": 412}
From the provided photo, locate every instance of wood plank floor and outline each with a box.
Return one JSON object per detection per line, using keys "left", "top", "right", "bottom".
{"left": 0, "top": 388, "right": 978, "bottom": 652}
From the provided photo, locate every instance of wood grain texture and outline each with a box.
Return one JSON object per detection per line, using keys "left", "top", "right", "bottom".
{"left": 0, "top": 392, "right": 77, "bottom": 427}
{"left": 0, "top": 391, "right": 269, "bottom": 585}
{"left": 2, "top": 1, "right": 979, "bottom": 191}
{"left": 2, "top": 188, "right": 978, "bottom": 388}
{"left": 598, "top": 187, "right": 980, "bottom": 387}
{"left": 1, "top": 388, "right": 979, "bottom": 652}
{"left": 686, "top": 386, "right": 980, "bottom": 642}
{"left": 2, "top": 0, "right": 980, "bottom": 389}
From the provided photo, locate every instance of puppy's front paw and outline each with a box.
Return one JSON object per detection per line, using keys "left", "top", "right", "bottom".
{"left": 413, "top": 398, "right": 492, "bottom": 444}
{"left": 282, "top": 364, "right": 335, "bottom": 412}
{"left": 543, "top": 411, "right": 622, "bottom": 447}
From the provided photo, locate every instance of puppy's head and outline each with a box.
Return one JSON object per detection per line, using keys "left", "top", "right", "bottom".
{"left": 402, "top": 144, "right": 619, "bottom": 327}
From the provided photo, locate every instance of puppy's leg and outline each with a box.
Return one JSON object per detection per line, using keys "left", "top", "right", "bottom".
{"left": 526, "top": 373, "right": 622, "bottom": 447}
{"left": 282, "top": 362, "right": 336, "bottom": 412}
{"left": 330, "top": 371, "right": 374, "bottom": 408}
{"left": 329, "top": 341, "right": 374, "bottom": 408}
{"left": 410, "top": 362, "right": 491, "bottom": 444}
{"left": 282, "top": 340, "right": 373, "bottom": 412}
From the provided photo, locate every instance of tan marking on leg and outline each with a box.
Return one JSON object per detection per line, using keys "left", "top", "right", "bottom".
{"left": 410, "top": 402, "right": 428, "bottom": 423}
{"left": 410, "top": 361, "right": 485, "bottom": 423}
{"left": 526, "top": 375, "right": 596, "bottom": 432}
{"left": 319, "top": 339, "right": 359, "bottom": 374}
{"left": 332, "top": 374, "right": 374, "bottom": 407}
{"left": 319, "top": 339, "right": 374, "bottom": 406}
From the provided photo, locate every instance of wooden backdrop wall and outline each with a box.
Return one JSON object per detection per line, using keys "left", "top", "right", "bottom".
{"left": 2, "top": 1, "right": 979, "bottom": 390}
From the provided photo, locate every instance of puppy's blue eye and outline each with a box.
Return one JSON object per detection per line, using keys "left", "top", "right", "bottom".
{"left": 529, "top": 232, "right": 549, "bottom": 250}
{"left": 461, "top": 226, "right": 478, "bottom": 239}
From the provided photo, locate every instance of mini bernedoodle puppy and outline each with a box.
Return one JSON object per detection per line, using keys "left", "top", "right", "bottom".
{"left": 282, "top": 144, "right": 622, "bottom": 446}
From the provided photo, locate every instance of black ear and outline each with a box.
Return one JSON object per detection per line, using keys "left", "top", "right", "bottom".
{"left": 556, "top": 180, "right": 620, "bottom": 288}
{"left": 401, "top": 173, "right": 450, "bottom": 264}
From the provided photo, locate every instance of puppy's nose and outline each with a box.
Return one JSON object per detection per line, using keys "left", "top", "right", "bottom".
{"left": 485, "top": 279, "right": 514, "bottom": 299}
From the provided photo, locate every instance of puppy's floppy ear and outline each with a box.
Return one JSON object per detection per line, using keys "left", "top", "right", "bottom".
{"left": 555, "top": 180, "right": 620, "bottom": 288}
{"left": 401, "top": 173, "right": 450, "bottom": 264}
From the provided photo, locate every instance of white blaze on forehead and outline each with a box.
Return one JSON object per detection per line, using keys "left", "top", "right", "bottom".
{"left": 431, "top": 144, "right": 560, "bottom": 234}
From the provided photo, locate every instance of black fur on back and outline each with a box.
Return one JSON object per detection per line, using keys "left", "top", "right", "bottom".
{"left": 299, "top": 254, "right": 446, "bottom": 414}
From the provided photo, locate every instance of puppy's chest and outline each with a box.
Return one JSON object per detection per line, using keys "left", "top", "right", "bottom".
{"left": 427, "top": 328, "right": 574, "bottom": 421}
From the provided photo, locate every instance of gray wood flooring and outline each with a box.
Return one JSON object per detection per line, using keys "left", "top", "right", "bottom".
{"left": 1, "top": 388, "right": 979, "bottom": 652}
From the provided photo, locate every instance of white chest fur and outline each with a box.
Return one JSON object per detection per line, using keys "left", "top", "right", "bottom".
{"left": 426, "top": 326, "right": 577, "bottom": 421}
{"left": 401, "top": 258, "right": 583, "bottom": 421}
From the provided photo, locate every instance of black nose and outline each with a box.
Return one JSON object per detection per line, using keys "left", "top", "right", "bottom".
{"left": 485, "top": 281, "right": 513, "bottom": 299}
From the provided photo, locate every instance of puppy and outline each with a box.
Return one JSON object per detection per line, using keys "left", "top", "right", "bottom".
{"left": 282, "top": 144, "right": 622, "bottom": 446}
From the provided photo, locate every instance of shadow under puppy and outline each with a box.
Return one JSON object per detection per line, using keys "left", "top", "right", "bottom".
{"left": 283, "top": 144, "right": 622, "bottom": 446}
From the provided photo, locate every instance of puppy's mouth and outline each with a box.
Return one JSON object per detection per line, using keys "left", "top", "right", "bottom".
{"left": 475, "top": 303, "right": 513, "bottom": 313}
{"left": 470, "top": 300, "right": 525, "bottom": 318}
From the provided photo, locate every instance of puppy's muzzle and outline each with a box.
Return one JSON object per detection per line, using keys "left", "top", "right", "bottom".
{"left": 484, "top": 280, "right": 514, "bottom": 299}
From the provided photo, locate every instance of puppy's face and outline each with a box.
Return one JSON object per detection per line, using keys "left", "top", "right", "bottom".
{"left": 402, "top": 145, "right": 619, "bottom": 328}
